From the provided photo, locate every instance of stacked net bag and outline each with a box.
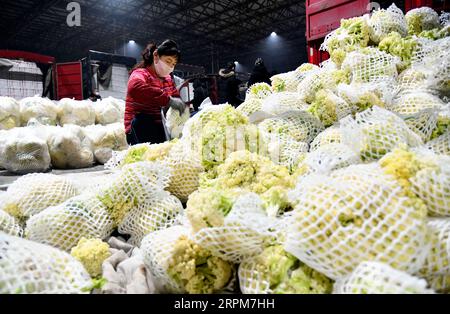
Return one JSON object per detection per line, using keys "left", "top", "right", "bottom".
{"left": 0, "top": 210, "right": 23, "bottom": 237}
{"left": 405, "top": 7, "right": 440, "bottom": 35}
{"left": 94, "top": 97, "right": 124, "bottom": 125}
{"left": 118, "top": 191, "right": 183, "bottom": 246}
{"left": 0, "top": 173, "right": 79, "bottom": 223}
{"left": 192, "top": 193, "right": 279, "bottom": 264}
{"left": 309, "top": 125, "right": 343, "bottom": 151}
{"left": 368, "top": 4, "right": 408, "bottom": 44}
{"left": 0, "top": 127, "right": 51, "bottom": 174}
{"left": 57, "top": 98, "right": 96, "bottom": 126}
{"left": 245, "top": 83, "right": 272, "bottom": 101}
{"left": 0, "top": 233, "right": 92, "bottom": 294}
{"left": 284, "top": 164, "right": 431, "bottom": 281}
{"left": 340, "top": 106, "right": 423, "bottom": 161}
{"left": 297, "top": 69, "right": 350, "bottom": 103}
{"left": 84, "top": 123, "right": 128, "bottom": 164}
{"left": 263, "top": 133, "right": 309, "bottom": 172}
{"left": 333, "top": 261, "right": 434, "bottom": 294}
{"left": 19, "top": 96, "right": 59, "bottom": 126}
{"left": 261, "top": 92, "right": 307, "bottom": 116}
{"left": 237, "top": 98, "right": 263, "bottom": 117}
{"left": 141, "top": 225, "right": 235, "bottom": 294}
{"left": 25, "top": 193, "right": 115, "bottom": 252}
{"left": 0, "top": 97, "right": 20, "bottom": 130}
{"left": 46, "top": 125, "right": 95, "bottom": 169}
{"left": 426, "top": 131, "right": 450, "bottom": 155}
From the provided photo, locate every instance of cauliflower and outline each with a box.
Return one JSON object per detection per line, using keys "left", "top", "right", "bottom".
{"left": 0, "top": 233, "right": 92, "bottom": 294}
{"left": 19, "top": 96, "right": 59, "bottom": 126}
{"left": 259, "top": 111, "right": 324, "bottom": 144}
{"left": 118, "top": 192, "right": 183, "bottom": 246}
{"left": 201, "top": 150, "right": 294, "bottom": 196}
{"left": 337, "top": 84, "right": 385, "bottom": 112}
{"left": 58, "top": 98, "right": 96, "bottom": 126}
{"left": 431, "top": 114, "right": 450, "bottom": 140}
{"left": 261, "top": 92, "right": 307, "bottom": 116}
{"left": 379, "top": 32, "right": 418, "bottom": 71}
{"left": 245, "top": 83, "right": 272, "bottom": 100}
{"left": 308, "top": 90, "right": 353, "bottom": 127}
{"left": 0, "top": 210, "right": 23, "bottom": 237}
{"left": 295, "top": 63, "right": 319, "bottom": 74}
{"left": 239, "top": 245, "right": 333, "bottom": 294}
{"left": 1, "top": 173, "right": 79, "bottom": 223}
{"left": 342, "top": 47, "right": 400, "bottom": 83}
{"left": 84, "top": 123, "right": 128, "bottom": 164}
{"left": 395, "top": 68, "right": 428, "bottom": 94}
{"left": 310, "top": 125, "right": 343, "bottom": 151}
{"left": 97, "top": 162, "right": 170, "bottom": 227}
{"left": 25, "top": 194, "right": 115, "bottom": 252}
{"left": 263, "top": 133, "right": 308, "bottom": 173}
{"left": 406, "top": 7, "right": 440, "bottom": 36}
{"left": 271, "top": 71, "right": 302, "bottom": 93}
{"left": 334, "top": 261, "right": 434, "bottom": 294}
{"left": 237, "top": 98, "right": 263, "bottom": 116}
{"left": 419, "top": 25, "right": 450, "bottom": 40}
{"left": 166, "top": 236, "right": 233, "bottom": 294}
{"left": 120, "top": 143, "right": 153, "bottom": 165}
{"left": 0, "top": 97, "right": 20, "bottom": 130}
{"left": 322, "top": 16, "right": 371, "bottom": 67}
{"left": 71, "top": 237, "right": 111, "bottom": 278}
{"left": 298, "top": 69, "right": 351, "bottom": 103}
{"left": 166, "top": 107, "right": 190, "bottom": 139}
{"left": 186, "top": 188, "right": 237, "bottom": 232}
{"left": 285, "top": 164, "right": 430, "bottom": 280}
{"left": 426, "top": 131, "right": 450, "bottom": 155}
{"left": 368, "top": 4, "right": 408, "bottom": 44}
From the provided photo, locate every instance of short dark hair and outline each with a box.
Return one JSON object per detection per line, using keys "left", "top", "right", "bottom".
{"left": 132, "top": 39, "right": 181, "bottom": 72}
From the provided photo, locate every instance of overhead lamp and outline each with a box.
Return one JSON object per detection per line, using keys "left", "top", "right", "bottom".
{"left": 129, "top": 40, "right": 136, "bottom": 44}
{"left": 270, "top": 32, "right": 277, "bottom": 37}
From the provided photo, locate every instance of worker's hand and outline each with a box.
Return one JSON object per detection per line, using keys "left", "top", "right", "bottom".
{"left": 169, "top": 97, "right": 187, "bottom": 115}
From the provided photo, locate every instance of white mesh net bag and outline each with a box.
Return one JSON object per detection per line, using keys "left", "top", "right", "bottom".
{"left": 308, "top": 90, "right": 355, "bottom": 127}
{"left": 340, "top": 106, "right": 423, "bottom": 161}
{"left": 406, "top": 7, "right": 440, "bottom": 34}
{"left": 119, "top": 191, "right": 184, "bottom": 247}
{"left": 165, "top": 143, "right": 204, "bottom": 202}
{"left": 104, "top": 149, "right": 128, "bottom": 170}
{"left": 58, "top": 98, "right": 96, "bottom": 126}
{"left": 342, "top": 47, "right": 400, "bottom": 84}
{"left": 0, "top": 210, "right": 23, "bottom": 237}
{"left": 140, "top": 225, "right": 191, "bottom": 293}
{"left": 425, "top": 131, "right": 450, "bottom": 155}
{"left": 301, "top": 143, "right": 362, "bottom": 175}
{"left": 238, "top": 245, "right": 334, "bottom": 294}
{"left": 166, "top": 107, "right": 190, "bottom": 139}
{"left": 393, "top": 68, "right": 432, "bottom": 96}
{"left": 0, "top": 129, "right": 51, "bottom": 174}
{"left": 310, "top": 125, "right": 343, "bottom": 151}
{"left": 19, "top": 96, "right": 59, "bottom": 126}
{"left": 368, "top": 4, "right": 408, "bottom": 44}
{"left": 391, "top": 92, "right": 445, "bottom": 116}
{"left": 46, "top": 126, "right": 95, "bottom": 169}
{"left": 0, "top": 97, "right": 20, "bottom": 130}
{"left": 245, "top": 83, "right": 272, "bottom": 101}
{"left": 261, "top": 92, "right": 307, "bottom": 116}
{"left": 25, "top": 194, "right": 114, "bottom": 252}
{"left": 0, "top": 233, "right": 92, "bottom": 294}
{"left": 333, "top": 261, "right": 434, "bottom": 294}
{"left": 84, "top": 123, "right": 128, "bottom": 165}
{"left": 1, "top": 173, "right": 79, "bottom": 222}
{"left": 271, "top": 71, "right": 303, "bottom": 93}
{"left": 96, "top": 161, "right": 171, "bottom": 227}
{"left": 418, "top": 218, "right": 450, "bottom": 278}
{"left": 263, "top": 132, "right": 309, "bottom": 171}
{"left": 193, "top": 193, "right": 279, "bottom": 264}
{"left": 237, "top": 98, "right": 263, "bottom": 116}
{"left": 401, "top": 108, "right": 439, "bottom": 143}
{"left": 284, "top": 164, "right": 431, "bottom": 280}
{"left": 410, "top": 156, "right": 450, "bottom": 217}
{"left": 258, "top": 111, "right": 324, "bottom": 144}
{"left": 297, "top": 69, "right": 349, "bottom": 103}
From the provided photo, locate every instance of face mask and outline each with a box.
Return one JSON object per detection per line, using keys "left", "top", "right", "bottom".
{"left": 154, "top": 59, "right": 174, "bottom": 77}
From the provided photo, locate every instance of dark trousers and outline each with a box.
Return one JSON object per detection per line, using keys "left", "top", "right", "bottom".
{"left": 126, "top": 113, "right": 166, "bottom": 146}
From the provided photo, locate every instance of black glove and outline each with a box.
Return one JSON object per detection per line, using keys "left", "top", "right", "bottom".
{"left": 168, "top": 97, "right": 187, "bottom": 115}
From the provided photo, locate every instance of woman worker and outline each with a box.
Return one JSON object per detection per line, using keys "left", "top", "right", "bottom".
{"left": 125, "top": 40, "right": 186, "bottom": 145}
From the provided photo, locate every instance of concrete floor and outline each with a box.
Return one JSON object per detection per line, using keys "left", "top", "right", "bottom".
{"left": 0, "top": 165, "right": 109, "bottom": 190}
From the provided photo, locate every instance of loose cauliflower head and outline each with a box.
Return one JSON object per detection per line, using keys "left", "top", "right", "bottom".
{"left": 71, "top": 237, "right": 111, "bottom": 278}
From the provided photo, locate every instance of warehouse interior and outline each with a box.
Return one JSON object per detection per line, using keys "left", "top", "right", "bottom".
{"left": 0, "top": 0, "right": 450, "bottom": 297}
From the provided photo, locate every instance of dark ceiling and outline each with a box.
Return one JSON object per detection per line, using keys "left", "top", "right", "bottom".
{"left": 0, "top": 0, "right": 307, "bottom": 71}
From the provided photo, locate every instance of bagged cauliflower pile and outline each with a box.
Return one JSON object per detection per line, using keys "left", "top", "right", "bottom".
{"left": 0, "top": 97, "right": 20, "bottom": 130}
{"left": 58, "top": 98, "right": 96, "bottom": 126}
{"left": 2, "top": 3, "right": 450, "bottom": 295}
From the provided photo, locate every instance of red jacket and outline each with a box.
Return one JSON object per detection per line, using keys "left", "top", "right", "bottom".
{"left": 124, "top": 66, "right": 180, "bottom": 134}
